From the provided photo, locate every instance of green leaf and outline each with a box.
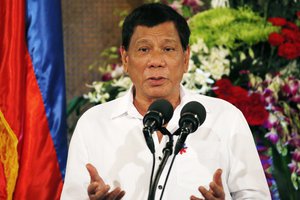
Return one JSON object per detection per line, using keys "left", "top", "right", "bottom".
{"left": 272, "top": 146, "right": 300, "bottom": 199}
{"left": 67, "top": 96, "right": 89, "bottom": 117}
{"left": 291, "top": 172, "right": 299, "bottom": 190}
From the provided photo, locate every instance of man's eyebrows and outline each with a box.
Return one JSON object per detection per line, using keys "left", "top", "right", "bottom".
{"left": 135, "top": 38, "right": 178, "bottom": 46}
{"left": 163, "top": 38, "right": 177, "bottom": 44}
{"left": 135, "top": 39, "right": 151, "bottom": 45}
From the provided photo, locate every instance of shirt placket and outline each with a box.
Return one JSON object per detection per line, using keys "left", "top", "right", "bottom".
{"left": 152, "top": 133, "right": 173, "bottom": 200}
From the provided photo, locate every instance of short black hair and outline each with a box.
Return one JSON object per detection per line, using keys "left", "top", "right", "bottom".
{"left": 122, "top": 3, "right": 190, "bottom": 51}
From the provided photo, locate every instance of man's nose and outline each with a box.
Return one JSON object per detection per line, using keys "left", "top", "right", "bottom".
{"left": 147, "top": 50, "right": 166, "bottom": 68}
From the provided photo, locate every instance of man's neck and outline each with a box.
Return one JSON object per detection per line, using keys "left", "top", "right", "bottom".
{"left": 133, "top": 95, "right": 181, "bottom": 116}
{"left": 133, "top": 92, "right": 181, "bottom": 143}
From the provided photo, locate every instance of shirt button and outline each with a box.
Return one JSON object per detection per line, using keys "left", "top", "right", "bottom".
{"left": 158, "top": 156, "right": 162, "bottom": 161}
{"left": 158, "top": 185, "right": 163, "bottom": 190}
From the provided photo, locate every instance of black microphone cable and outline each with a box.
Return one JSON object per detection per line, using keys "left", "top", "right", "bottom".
{"left": 149, "top": 153, "right": 156, "bottom": 195}
{"left": 144, "top": 127, "right": 156, "bottom": 195}
{"left": 159, "top": 154, "right": 176, "bottom": 200}
{"left": 148, "top": 129, "right": 173, "bottom": 200}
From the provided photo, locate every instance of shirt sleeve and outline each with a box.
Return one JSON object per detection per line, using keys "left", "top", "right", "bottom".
{"left": 60, "top": 116, "right": 91, "bottom": 200}
{"left": 227, "top": 110, "right": 271, "bottom": 199}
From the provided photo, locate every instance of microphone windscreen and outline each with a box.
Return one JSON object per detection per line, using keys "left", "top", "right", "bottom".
{"left": 148, "top": 99, "right": 174, "bottom": 125}
{"left": 180, "top": 101, "right": 206, "bottom": 126}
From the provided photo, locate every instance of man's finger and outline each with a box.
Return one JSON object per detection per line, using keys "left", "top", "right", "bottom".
{"left": 210, "top": 169, "right": 225, "bottom": 199}
{"left": 199, "top": 186, "right": 216, "bottom": 200}
{"left": 115, "top": 190, "right": 126, "bottom": 199}
{"left": 190, "top": 195, "right": 203, "bottom": 200}
{"left": 209, "top": 182, "right": 224, "bottom": 198}
{"left": 93, "top": 184, "right": 110, "bottom": 199}
{"left": 87, "top": 182, "right": 99, "bottom": 195}
{"left": 213, "top": 169, "right": 223, "bottom": 187}
{"left": 86, "top": 163, "right": 105, "bottom": 184}
{"left": 104, "top": 187, "right": 125, "bottom": 200}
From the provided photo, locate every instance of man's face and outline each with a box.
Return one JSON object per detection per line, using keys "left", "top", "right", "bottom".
{"left": 121, "top": 21, "right": 190, "bottom": 102}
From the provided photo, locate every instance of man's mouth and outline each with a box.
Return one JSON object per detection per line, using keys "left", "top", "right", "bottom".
{"left": 147, "top": 76, "right": 166, "bottom": 85}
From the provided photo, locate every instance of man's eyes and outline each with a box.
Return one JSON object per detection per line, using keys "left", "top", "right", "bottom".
{"left": 137, "top": 47, "right": 175, "bottom": 52}
{"left": 138, "top": 47, "right": 149, "bottom": 52}
{"left": 164, "top": 47, "right": 175, "bottom": 52}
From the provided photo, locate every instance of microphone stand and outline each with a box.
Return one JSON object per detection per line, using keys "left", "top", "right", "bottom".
{"left": 147, "top": 126, "right": 191, "bottom": 200}
{"left": 158, "top": 127, "right": 187, "bottom": 199}
{"left": 148, "top": 127, "right": 173, "bottom": 200}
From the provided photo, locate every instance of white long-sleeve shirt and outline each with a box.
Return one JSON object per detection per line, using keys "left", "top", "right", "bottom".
{"left": 61, "top": 86, "right": 271, "bottom": 199}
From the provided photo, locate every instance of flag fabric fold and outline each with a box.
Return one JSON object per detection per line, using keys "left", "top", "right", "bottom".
{"left": 0, "top": 0, "right": 68, "bottom": 199}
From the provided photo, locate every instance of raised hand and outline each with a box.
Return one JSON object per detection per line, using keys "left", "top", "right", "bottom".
{"left": 86, "top": 163, "right": 125, "bottom": 200}
{"left": 190, "top": 169, "right": 225, "bottom": 200}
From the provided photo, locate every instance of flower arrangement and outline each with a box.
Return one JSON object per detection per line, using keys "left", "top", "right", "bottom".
{"left": 68, "top": 0, "right": 300, "bottom": 199}
{"left": 268, "top": 15, "right": 300, "bottom": 60}
{"left": 186, "top": 6, "right": 300, "bottom": 198}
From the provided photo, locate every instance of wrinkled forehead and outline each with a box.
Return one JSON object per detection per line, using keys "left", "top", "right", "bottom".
{"left": 130, "top": 22, "right": 181, "bottom": 46}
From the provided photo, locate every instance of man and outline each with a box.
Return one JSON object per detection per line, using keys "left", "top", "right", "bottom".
{"left": 61, "top": 3, "right": 271, "bottom": 200}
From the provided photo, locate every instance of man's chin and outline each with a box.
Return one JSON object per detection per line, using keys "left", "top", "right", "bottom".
{"left": 145, "top": 88, "right": 170, "bottom": 99}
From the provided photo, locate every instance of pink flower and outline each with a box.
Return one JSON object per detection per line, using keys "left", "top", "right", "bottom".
{"left": 292, "top": 150, "right": 300, "bottom": 162}
{"left": 101, "top": 73, "right": 112, "bottom": 81}
{"left": 291, "top": 95, "right": 300, "bottom": 103}
{"left": 183, "top": 0, "right": 202, "bottom": 7}
{"left": 265, "top": 132, "right": 279, "bottom": 144}
{"left": 288, "top": 162, "right": 297, "bottom": 173}
{"left": 288, "top": 136, "right": 300, "bottom": 148}
{"left": 239, "top": 70, "right": 250, "bottom": 75}
{"left": 282, "top": 78, "right": 300, "bottom": 96}
{"left": 182, "top": 0, "right": 203, "bottom": 12}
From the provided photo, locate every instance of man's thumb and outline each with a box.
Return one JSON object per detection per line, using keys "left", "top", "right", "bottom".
{"left": 86, "top": 163, "right": 104, "bottom": 183}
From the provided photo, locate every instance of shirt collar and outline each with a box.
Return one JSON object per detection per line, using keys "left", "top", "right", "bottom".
{"left": 110, "top": 86, "right": 141, "bottom": 120}
{"left": 110, "top": 85, "right": 209, "bottom": 119}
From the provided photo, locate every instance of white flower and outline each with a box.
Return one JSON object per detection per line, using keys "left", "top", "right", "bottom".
{"left": 112, "top": 76, "right": 132, "bottom": 89}
{"left": 191, "top": 38, "right": 209, "bottom": 54}
{"left": 248, "top": 74, "right": 263, "bottom": 92}
{"left": 83, "top": 91, "right": 110, "bottom": 104}
{"left": 111, "top": 65, "right": 124, "bottom": 78}
{"left": 182, "top": 68, "right": 214, "bottom": 94}
{"left": 187, "top": 59, "right": 196, "bottom": 71}
{"left": 190, "top": 38, "right": 231, "bottom": 80}
{"left": 85, "top": 82, "right": 105, "bottom": 93}
{"left": 198, "top": 46, "right": 230, "bottom": 79}
{"left": 267, "top": 75, "right": 283, "bottom": 96}
{"left": 211, "top": 0, "right": 230, "bottom": 8}
{"left": 84, "top": 82, "right": 111, "bottom": 103}
{"left": 194, "top": 68, "right": 214, "bottom": 84}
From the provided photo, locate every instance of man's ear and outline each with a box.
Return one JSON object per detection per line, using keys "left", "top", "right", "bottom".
{"left": 120, "top": 46, "right": 129, "bottom": 73}
{"left": 183, "top": 46, "right": 190, "bottom": 73}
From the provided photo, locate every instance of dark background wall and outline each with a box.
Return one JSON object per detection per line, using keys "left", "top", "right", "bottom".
{"left": 62, "top": 0, "right": 143, "bottom": 103}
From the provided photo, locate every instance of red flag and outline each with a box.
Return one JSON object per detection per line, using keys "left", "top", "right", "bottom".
{"left": 0, "top": 0, "right": 68, "bottom": 199}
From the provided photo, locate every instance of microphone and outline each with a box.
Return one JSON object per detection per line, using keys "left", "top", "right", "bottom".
{"left": 143, "top": 99, "right": 174, "bottom": 153}
{"left": 174, "top": 101, "right": 206, "bottom": 155}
